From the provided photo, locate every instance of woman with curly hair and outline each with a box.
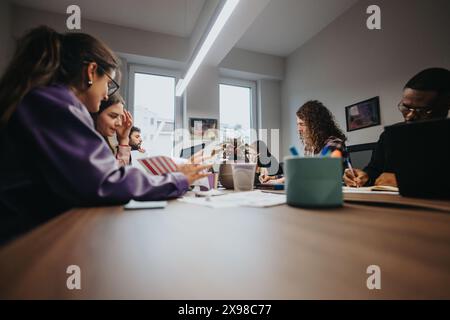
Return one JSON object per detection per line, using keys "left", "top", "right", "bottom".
{"left": 260, "top": 100, "right": 348, "bottom": 184}
{"left": 295, "top": 100, "right": 347, "bottom": 156}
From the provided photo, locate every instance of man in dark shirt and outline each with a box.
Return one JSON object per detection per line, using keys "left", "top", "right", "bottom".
{"left": 344, "top": 68, "right": 450, "bottom": 187}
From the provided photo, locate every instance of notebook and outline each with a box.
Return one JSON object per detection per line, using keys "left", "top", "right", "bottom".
{"left": 137, "top": 156, "right": 213, "bottom": 191}
{"left": 137, "top": 156, "right": 178, "bottom": 175}
{"left": 343, "top": 186, "right": 399, "bottom": 194}
{"left": 124, "top": 200, "right": 168, "bottom": 210}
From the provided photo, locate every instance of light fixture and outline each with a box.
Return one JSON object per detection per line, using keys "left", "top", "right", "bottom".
{"left": 175, "top": 0, "right": 240, "bottom": 97}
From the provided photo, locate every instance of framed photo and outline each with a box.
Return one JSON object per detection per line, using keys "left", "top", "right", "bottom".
{"left": 345, "top": 97, "right": 381, "bottom": 132}
{"left": 189, "top": 118, "right": 218, "bottom": 141}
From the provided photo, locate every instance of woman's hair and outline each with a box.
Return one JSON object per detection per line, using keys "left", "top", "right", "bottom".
{"left": 91, "top": 92, "right": 125, "bottom": 154}
{"left": 0, "top": 25, "right": 120, "bottom": 126}
{"left": 91, "top": 92, "right": 124, "bottom": 129}
{"left": 296, "top": 100, "right": 346, "bottom": 154}
{"left": 98, "top": 92, "right": 125, "bottom": 114}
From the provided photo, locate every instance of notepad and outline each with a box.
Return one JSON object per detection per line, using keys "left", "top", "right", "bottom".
{"left": 343, "top": 186, "right": 399, "bottom": 194}
{"left": 368, "top": 185, "right": 399, "bottom": 192}
{"left": 193, "top": 189, "right": 226, "bottom": 197}
{"left": 124, "top": 200, "right": 168, "bottom": 210}
{"left": 178, "top": 190, "right": 286, "bottom": 208}
{"left": 137, "top": 156, "right": 178, "bottom": 175}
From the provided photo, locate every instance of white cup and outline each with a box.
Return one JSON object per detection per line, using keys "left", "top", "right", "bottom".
{"left": 231, "top": 163, "right": 257, "bottom": 192}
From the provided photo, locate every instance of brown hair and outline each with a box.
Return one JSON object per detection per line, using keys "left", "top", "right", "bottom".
{"left": 98, "top": 92, "right": 125, "bottom": 114}
{"left": 91, "top": 92, "right": 125, "bottom": 126}
{"left": 296, "top": 100, "right": 346, "bottom": 154}
{"left": 92, "top": 92, "right": 126, "bottom": 155}
{"left": 0, "top": 25, "right": 120, "bottom": 126}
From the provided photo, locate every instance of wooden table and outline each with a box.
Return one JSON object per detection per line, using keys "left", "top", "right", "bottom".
{"left": 1, "top": 193, "right": 450, "bottom": 299}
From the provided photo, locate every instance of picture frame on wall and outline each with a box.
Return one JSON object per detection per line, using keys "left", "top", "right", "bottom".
{"left": 189, "top": 118, "right": 219, "bottom": 141}
{"left": 345, "top": 96, "right": 381, "bottom": 132}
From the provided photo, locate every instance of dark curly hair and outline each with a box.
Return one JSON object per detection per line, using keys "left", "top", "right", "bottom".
{"left": 296, "top": 100, "right": 346, "bottom": 154}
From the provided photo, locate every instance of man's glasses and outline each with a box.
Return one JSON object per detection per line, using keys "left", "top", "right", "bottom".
{"left": 83, "top": 61, "right": 120, "bottom": 96}
{"left": 398, "top": 103, "right": 433, "bottom": 117}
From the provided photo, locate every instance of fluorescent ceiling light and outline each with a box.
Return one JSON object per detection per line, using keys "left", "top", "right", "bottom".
{"left": 176, "top": 0, "right": 240, "bottom": 97}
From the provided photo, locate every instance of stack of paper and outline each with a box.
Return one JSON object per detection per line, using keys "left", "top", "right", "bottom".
{"left": 192, "top": 189, "right": 226, "bottom": 197}
{"left": 178, "top": 190, "right": 286, "bottom": 208}
{"left": 124, "top": 200, "right": 168, "bottom": 210}
{"left": 343, "top": 186, "right": 399, "bottom": 195}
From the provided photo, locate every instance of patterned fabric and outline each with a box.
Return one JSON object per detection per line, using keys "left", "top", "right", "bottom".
{"left": 321, "top": 136, "right": 347, "bottom": 156}
{"left": 138, "top": 156, "right": 178, "bottom": 175}
{"left": 320, "top": 136, "right": 350, "bottom": 168}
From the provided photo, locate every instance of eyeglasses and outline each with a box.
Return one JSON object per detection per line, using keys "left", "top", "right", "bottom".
{"left": 83, "top": 61, "right": 120, "bottom": 96}
{"left": 398, "top": 103, "right": 433, "bottom": 117}
{"left": 97, "top": 64, "right": 120, "bottom": 96}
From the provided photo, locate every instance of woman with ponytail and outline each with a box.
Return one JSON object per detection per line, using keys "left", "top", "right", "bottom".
{"left": 0, "top": 26, "right": 209, "bottom": 243}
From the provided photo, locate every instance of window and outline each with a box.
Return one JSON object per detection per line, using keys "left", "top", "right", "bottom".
{"left": 129, "top": 66, "right": 181, "bottom": 157}
{"left": 219, "top": 80, "right": 257, "bottom": 144}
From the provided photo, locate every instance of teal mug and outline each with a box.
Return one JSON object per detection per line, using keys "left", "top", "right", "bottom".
{"left": 284, "top": 157, "right": 343, "bottom": 208}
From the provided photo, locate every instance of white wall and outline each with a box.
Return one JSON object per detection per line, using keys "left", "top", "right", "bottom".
{"left": 184, "top": 64, "right": 220, "bottom": 122}
{"left": 258, "top": 79, "right": 281, "bottom": 152}
{"left": 0, "top": 1, "right": 13, "bottom": 75}
{"left": 281, "top": 0, "right": 450, "bottom": 156}
{"left": 11, "top": 5, "right": 189, "bottom": 63}
{"left": 220, "top": 48, "right": 284, "bottom": 80}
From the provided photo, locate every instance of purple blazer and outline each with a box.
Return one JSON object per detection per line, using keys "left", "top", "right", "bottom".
{"left": 0, "top": 84, "right": 189, "bottom": 243}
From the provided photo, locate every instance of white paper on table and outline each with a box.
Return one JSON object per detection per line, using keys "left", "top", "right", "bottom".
{"left": 193, "top": 189, "right": 226, "bottom": 197}
{"left": 130, "top": 150, "right": 149, "bottom": 174}
{"left": 342, "top": 186, "right": 399, "bottom": 195}
{"left": 124, "top": 200, "right": 168, "bottom": 210}
{"left": 178, "top": 190, "right": 286, "bottom": 208}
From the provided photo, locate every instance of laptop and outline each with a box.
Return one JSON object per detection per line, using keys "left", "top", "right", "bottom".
{"left": 179, "top": 143, "right": 205, "bottom": 159}
{"left": 384, "top": 119, "right": 450, "bottom": 199}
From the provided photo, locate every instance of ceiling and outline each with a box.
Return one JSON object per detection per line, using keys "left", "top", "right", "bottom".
{"left": 10, "top": 0, "right": 206, "bottom": 38}
{"left": 236, "top": 0, "right": 359, "bottom": 57}
{"left": 10, "top": 0, "right": 360, "bottom": 58}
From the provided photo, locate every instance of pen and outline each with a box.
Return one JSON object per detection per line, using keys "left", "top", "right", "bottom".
{"left": 345, "top": 158, "right": 358, "bottom": 188}
{"left": 289, "top": 146, "right": 299, "bottom": 156}
{"left": 321, "top": 146, "right": 330, "bottom": 156}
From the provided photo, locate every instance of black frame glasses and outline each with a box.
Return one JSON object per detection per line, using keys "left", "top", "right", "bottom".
{"left": 398, "top": 103, "right": 433, "bottom": 116}
{"left": 83, "top": 61, "right": 120, "bottom": 96}
{"left": 97, "top": 64, "right": 120, "bottom": 96}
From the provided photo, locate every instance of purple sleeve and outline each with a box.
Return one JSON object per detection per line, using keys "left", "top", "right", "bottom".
{"left": 15, "top": 87, "right": 189, "bottom": 205}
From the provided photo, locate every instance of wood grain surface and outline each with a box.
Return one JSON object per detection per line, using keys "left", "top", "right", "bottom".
{"left": 1, "top": 195, "right": 450, "bottom": 299}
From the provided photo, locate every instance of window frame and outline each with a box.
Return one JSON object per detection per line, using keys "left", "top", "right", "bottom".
{"left": 219, "top": 78, "right": 258, "bottom": 143}
{"left": 128, "top": 64, "right": 183, "bottom": 156}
